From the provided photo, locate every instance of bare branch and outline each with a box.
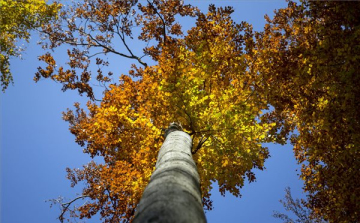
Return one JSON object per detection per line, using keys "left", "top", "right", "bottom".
{"left": 58, "top": 195, "right": 90, "bottom": 223}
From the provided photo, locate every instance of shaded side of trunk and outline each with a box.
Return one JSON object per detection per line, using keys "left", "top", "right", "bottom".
{"left": 133, "top": 124, "right": 206, "bottom": 223}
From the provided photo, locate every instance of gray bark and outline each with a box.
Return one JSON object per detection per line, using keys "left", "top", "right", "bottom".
{"left": 133, "top": 123, "right": 207, "bottom": 223}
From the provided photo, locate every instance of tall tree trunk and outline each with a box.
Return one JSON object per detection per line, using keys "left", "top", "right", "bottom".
{"left": 133, "top": 123, "right": 206, "bottom": 223}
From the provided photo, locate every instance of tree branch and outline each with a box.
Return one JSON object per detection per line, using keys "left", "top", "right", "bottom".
{"left": 115, "top": 22, "right": 148, "bottom": 67}
{"left": 58, "top": 195, "right": 90, "bottom": 223}
{"left": 192, "top": 135, "right": 209, "bottom": 154}
{"left": 147, "top": 0, "right": 167, "bottom": 44}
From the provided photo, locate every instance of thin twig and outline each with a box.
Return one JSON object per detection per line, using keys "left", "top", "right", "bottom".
{"left": 59, "top": 195, "right": 90, "bottom": 223}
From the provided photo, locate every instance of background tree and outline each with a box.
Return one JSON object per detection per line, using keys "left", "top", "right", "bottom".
{"left": 273, "top": 187, "right": 326, "bottom": 223}
{"left": 0, "top": 0, "right": 60, "bottom": 91}
{"left": 252, "top": 1, "right": 360, "bottom": 222}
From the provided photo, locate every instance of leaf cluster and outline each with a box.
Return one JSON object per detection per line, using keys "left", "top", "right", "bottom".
{"left": 0, "top": 0, "right": 60, "bottom": 91}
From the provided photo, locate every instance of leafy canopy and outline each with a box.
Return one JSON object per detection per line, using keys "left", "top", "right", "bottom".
{"left": 253, "top": 1, "right": 360, "bottom": 222}
{"left": 0, "top": 0, "right": 60, "bottom": 91}
{"left": 40, "top": 1, "right": 275, "bottom": 222}
{"left": 34, "top": 0, "right": 360, "bottom": 222}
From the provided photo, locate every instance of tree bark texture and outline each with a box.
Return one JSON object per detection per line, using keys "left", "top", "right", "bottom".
{"left": 133, "top": 123, "right": 207, "bottom": 223}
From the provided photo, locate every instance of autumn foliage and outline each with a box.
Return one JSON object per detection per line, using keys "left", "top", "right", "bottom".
{"left": 0, "top": 0, "right": 60, "bottom": 91}
{"left": 57, "top": 4, "right": 274, "bottom": 221}
{"left": 252, "top": 1, "right": 360, "bottom": 222}
{"left": 31, "top": 0, "right": 360, "bottom": 222}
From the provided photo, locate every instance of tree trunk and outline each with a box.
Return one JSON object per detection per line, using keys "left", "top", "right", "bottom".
{"left": 133, "top": 123, "right": 207, "bottom": 223}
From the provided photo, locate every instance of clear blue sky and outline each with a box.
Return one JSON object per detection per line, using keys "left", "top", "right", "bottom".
{"left": 1, "top": 1, "right": 305, "bottom": 222}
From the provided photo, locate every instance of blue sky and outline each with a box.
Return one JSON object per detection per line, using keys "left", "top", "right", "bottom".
{"left": 1, "top": 1, "right": 306, "bottom": 222}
